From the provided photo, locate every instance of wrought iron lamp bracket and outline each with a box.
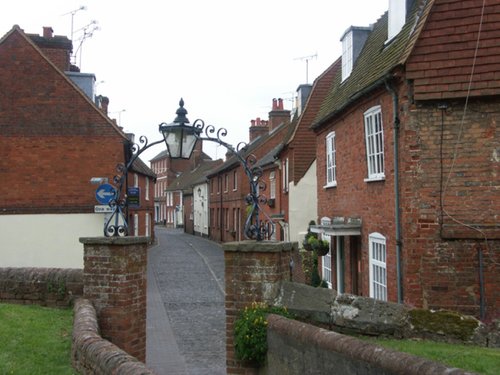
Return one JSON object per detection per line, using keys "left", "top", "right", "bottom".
{"left": 103, "top": 100, "right": 274, "bottom": 241}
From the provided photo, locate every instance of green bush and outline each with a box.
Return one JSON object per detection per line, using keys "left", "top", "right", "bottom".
{"left": 234, "top": 302, "right": 294, "bottom": 365}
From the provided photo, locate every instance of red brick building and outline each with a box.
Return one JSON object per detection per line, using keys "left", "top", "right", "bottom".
{"left": 275, "top": 66, "right": 340, "bottom": 246}
{"left": 150, "top": 141, "right": 208, "bottom": 227}
{"left": 311, "top": 0, "right": 499, "bottom": 319}
{"left": 0, "top": 25, "right": 155, "bottom": 268}
{"left": 208, "top": 99, "right": 291, "bottom": 243}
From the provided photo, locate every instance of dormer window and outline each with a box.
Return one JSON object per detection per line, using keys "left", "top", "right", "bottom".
{"left": 341, "top": 30, "right": 353, "bottom": 81}
{"left": 341, "top": 26, "right": 371, "bottom": 82}
{"left": 388, "top": 0, "right": 407, "bottom": 41}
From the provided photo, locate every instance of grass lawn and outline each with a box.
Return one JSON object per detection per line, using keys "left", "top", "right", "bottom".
{"left": 0, "top": 303, "right": 77, "bottom": 375}
{"left": 361, "top": 336, "right": 500, "bottom": 375}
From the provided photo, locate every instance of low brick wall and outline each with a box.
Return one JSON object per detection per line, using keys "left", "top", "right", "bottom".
{"left": 0, "top": 267, "right": 83, "bottom": 307}
{"left": 263, "top": 314, "right": 475, "bottom": 375}
{"left": 72, "top": 298, "right": 154, "bottom": 375}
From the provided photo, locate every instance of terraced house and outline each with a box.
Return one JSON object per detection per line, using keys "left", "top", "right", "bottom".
{"left": 311, "top": 0, "right": 499, "bottom": 320}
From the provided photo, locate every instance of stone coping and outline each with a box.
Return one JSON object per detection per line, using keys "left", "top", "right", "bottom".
{"left": 222, "top": 240, "right": 298, "bottom": 253}
{"left": 79, "top": 236, "right": 151, "bottom": 245}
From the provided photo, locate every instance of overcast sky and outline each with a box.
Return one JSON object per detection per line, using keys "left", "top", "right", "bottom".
{"left": 2, "top": 0, "right": 388, "bottom": 162}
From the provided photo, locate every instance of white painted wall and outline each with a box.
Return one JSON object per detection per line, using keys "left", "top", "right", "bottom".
{"left": 0, "top": 213, "right": 107, "bottom": 268}
{"left": 288, "top": 160, "right": 318, "bottom": 245}
{"left": 193, "top": 182, "right": 209, "bottom": 237}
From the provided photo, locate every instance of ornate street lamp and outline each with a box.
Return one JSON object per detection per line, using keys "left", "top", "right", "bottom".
{"left": 104, "top": 98, "right": 273, "bottom": 241}
{"left": 159, "top": 99, "right": 199, "bottom": 159}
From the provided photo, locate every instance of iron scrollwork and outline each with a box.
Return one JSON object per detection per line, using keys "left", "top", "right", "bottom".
{"left": 103, "top": 99, "right": 274, "bottom": 241}
{"left": 192, "top": 119, "right": 274, "bottom": 241}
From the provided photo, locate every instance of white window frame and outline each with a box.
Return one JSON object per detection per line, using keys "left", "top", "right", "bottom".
{"left": 325, "top": 131, "right": 337, "bottom": 187}
{"left": 364, "top": 106, "right": 385, "bottom": 181}
{"left": 145, "top": 213, "right": 150, "bottom": 236}
{"left": 134, "top": 173, "right": 139, "bottom": 188}
{"left": 282, "top": 158, "right": 289, "bottom": 193}
{"left": 145, "top": 178, "right": 150, "bottom": 200}
{"left": 369, "top": 232, "right": 387, "bottom": 301}
{"left": 321, "top": 217, "right": 332, "bottom": 288}
{"left": 233, "top": 170, "right": 238, "bottom": 191}
{"left": 341, "top": 30, "right": 353, "bottom": 81}
{"left": 134, "top": 213, "right": 139, "bottom": 236}
{"left": 269, "top": 171, "right": 276, "bottom": 199}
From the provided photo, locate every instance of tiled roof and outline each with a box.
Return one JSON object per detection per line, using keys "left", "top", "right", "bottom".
{"left": 166, "top": 159, "right": 223, "bottom": 193}
{"left": 150, "top": 149, "right": 169, "bottom": 162}
{"left": 256, "top": 143, "right": 283, "bottom": 169}
{"left": 207, "top": 120, "right": 290, "bottom": 177}
{"left": 131, "top": 157, "right": 156, "bottom": 179}
{"left": 312, "top": 0, "right": 434, "bottom": 129}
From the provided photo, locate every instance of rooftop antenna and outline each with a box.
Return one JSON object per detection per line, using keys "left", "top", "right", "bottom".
{"left": 62, "top": 5, "right": 87, "bottom": 44}
{"left": 294, "top": 53, "right": 317, "bottom": 84}
{"left": 73, "top": 20, "right": 99, "bottom": 68}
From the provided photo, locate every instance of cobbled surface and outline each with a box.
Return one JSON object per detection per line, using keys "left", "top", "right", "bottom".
{"left": 148, "top": 227, "right": 226, "bottom": 375}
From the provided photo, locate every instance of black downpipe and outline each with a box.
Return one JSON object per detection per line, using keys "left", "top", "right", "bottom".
{"left": 219, "top": 174, "right": 223, "bottom": 242}
{"left": 478, "top": 246, "right": 485, "bottom": 320}
{"left": 385, "top": 79, "right": 403, "bottom": 304}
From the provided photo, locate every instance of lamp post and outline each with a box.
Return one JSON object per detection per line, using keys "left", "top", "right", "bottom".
{"left": 104, "top": 98, "right": 272, "bottom": 241}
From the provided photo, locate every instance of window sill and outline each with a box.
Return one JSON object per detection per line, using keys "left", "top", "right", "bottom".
{"left": 364, "top": 175, "right": 385, "bottom": 183}
{"left": 323, "top": 182, "right": 337, "bottom": 189}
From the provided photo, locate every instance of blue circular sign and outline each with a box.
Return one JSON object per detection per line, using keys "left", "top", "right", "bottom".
{"left": 95, "top": 183, "right": 117, "bottom": 205}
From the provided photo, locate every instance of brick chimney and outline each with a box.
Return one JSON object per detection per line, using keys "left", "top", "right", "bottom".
{"left": 249, "top": 117, "right": 269, "bottom": 143}
{"left": 28, "top": 27, "right": 72, "bottom": 71}
{"left": 268, "top": 98, "right": 290, "bottom": 131}
{"left": 97, "top": 95, "right": 109, "bottom": 115}
{"left": 43, "top": 26, "right": 53, "bottom": 39}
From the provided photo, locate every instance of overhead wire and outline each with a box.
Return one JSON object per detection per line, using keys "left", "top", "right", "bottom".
{"left": 440, "top": 0, "right": 497, "bottom": 269}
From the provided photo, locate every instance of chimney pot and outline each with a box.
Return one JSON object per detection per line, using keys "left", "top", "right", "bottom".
{"left": 43, "top": 26, "right": 53, "bottom": 39}
{"left": 278, "top": 98, "right": 284, "bottom": 110}
{"left": 101, "top": 96, "right": 109, "bottom": 115}
{"left": 251, "top": 119, "right": 256, "bottom": 126}
{"left": 272, "top": 98, "right": 278, "bottom": 110}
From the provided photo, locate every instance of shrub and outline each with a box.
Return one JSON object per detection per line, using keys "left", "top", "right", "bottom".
{"left": 234, "top": 302, "right": 294, "bottom": 365}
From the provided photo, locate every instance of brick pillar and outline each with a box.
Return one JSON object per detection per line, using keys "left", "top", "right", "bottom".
{"left": 223, "top": 240, "right": 296, "bottom": 375}
{"left": 79, "top": 236, "right": 149, "bottom": 362}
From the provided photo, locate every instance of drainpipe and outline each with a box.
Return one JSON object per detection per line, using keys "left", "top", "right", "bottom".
{"left": 385, "top": 78, "right": 403, "bottom": 304}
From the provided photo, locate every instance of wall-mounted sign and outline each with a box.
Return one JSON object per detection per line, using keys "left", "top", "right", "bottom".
{"left": 127, "top": 187, "right": 140, "bottom": 208}
{"left": 94, "top": 205, "right": 113, "bottom": 213}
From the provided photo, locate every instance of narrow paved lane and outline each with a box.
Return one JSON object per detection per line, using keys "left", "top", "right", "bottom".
{"left": 147, "top": 227, "right": 226, "bottom": 375}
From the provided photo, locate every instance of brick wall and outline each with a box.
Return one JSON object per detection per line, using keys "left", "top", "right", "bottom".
{"left": 401, "top": 98, "right": 500, "bottom": 319}
{"left": 315, "top": 86, "right": 398, "bottom": 301}
{"left": 314, "top": 79, "right": 500, "bottom": 319}
{"left": 0, "top": 267, "right": 82, "bottom": 306}
{"left": 223, "top": 241, "right": 296, "bottom": 374}
{"left": 0, "top": 30, "right": 127, "bottom": 214}
{"left": 265, "top": 314, "right": 475, "bottom": 375}
{"left": 72, "top": 298, "right": 154, "bottom": 374}
{"left": 80, "top": 236, "right": 148, "bottom": 361}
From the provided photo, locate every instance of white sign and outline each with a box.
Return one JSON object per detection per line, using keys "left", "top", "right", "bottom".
{"left": 94, "top": 205, "right": 113, "bottom": 213}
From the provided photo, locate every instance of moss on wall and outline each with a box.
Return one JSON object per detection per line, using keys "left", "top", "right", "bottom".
{"left": 409, "top": 309, "right": 479, "bottom": 341}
